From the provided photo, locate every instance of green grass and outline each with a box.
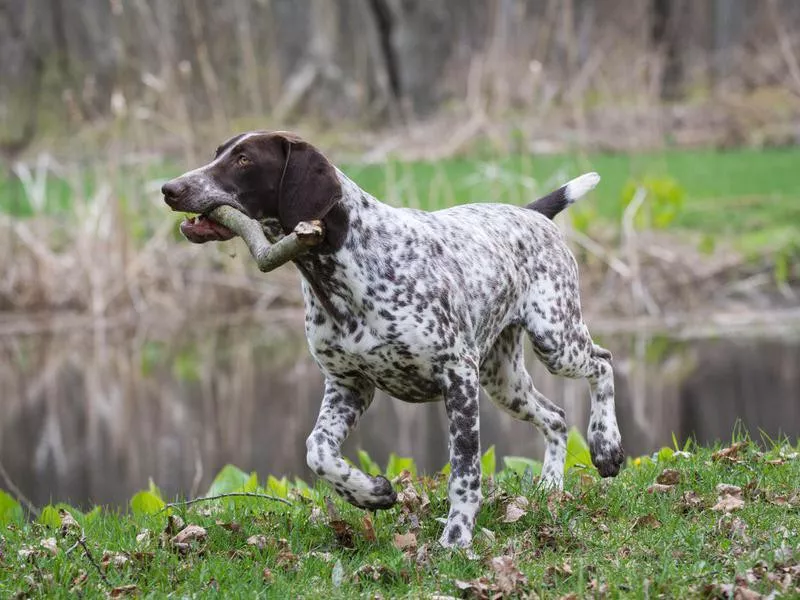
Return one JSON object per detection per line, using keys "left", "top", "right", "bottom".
{"left": 3, "top": 146, "right": 799, "bottom": 265}
{"left": 2, "top": 436, "right": 798, "bottom": 598}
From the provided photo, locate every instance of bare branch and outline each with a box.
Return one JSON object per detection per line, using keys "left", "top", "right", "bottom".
{"left": 157, "top": 492, "right": 292, "bottom": 515}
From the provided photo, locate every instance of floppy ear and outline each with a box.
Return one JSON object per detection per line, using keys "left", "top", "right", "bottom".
{"left": 275, "top": 135, "right": 347, "bottom": 252}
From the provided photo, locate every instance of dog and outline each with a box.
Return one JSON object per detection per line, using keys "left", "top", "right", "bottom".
{"left": 162, "top": 131, "right": 623, "bottom": 548}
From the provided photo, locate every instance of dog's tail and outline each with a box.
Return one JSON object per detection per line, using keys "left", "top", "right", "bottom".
{"left": 526, "top": 172, "right": 600, "bottom": 219}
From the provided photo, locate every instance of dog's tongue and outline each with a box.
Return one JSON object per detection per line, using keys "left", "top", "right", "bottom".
{"left": 180, "top": 214, "right": 236, "bottom": 243}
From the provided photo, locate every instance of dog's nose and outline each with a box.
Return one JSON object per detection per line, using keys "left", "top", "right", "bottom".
{"left": 161, "top": 180, "right": 183, "bottom": 207}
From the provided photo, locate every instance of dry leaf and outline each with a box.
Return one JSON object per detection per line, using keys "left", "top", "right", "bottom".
{"left": 656, "top": 469, "right": 681, "bottom": 485}
{"left": 329, "top": 519, "right": 355, "bottom": 548}
{"left": 164, "top": 514, "right": 185, "bottom": 535}
{"left": 101, "top": 551, "right": 130, "bottom": 570}
{"left": 109, "top": 584, "right": 139, "bottom": 597}
{"left": 246, "top": 535, "right": 268, "bottom": 550}
{"left": 454, "top": 577, "right": 494, "bottom": 600}
{"left": 712, "top": 494, "right": 745, "bottom": 513}
{"left": 309, "top": 506, "right": 324, "bottom": 524}
{"left": 40, "top": 538, "right": 59, "bottom": 555}
{"left": 712, "top": 441, "right": 748, "bottom": 462}
{"left": 262, "top": 567, "right": 273, "bottom": 583}
{"left": 678, "top": 490, "right": 704, "bottom": 511}
{"left": 490, "top": 555, "right": 529, "bottom": 595}
{"left": 502, "top": 496, "right": 529, "bottom": 523}
{"left": 716, "top": 483, "right": 742, "bottom": 496}
{"left": 362, "top": 514, "right": 377, "bottom": 543}
{"left": 135, "top": 530, "right": 151, "bottom": 546}
{"left": 393, "top": 531, "right": 417, "bottom": 551}
{"left": 216, "top": 520, "right": 242, "bottom": 533}
{"left": 171, "top": 524, "right": 207, "bottom": 545}
{"left": 633, "top": 515, "right": 661, "bottom": 530}
{"left": 58, "top": 509, "right": 80, "bottom": 536}
{"left": 647, "top": 483, "right": 675, "bottom": 494}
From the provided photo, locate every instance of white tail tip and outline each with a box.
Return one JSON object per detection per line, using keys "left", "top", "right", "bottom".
{"left": 565, "top": 172, "right": 600, "bottom": 202}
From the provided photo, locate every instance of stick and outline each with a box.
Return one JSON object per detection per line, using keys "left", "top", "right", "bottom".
{"left": 156, "top": 492, "right": 292, "bottom": 515}
{"left": 0, "top": 458, "right": 40, "bottom": 517}
{"left": 207, "top": 206, "right": 324, "bottom": 272}
{"left": 65, "top": 533, "right": 111, "bottom": 588}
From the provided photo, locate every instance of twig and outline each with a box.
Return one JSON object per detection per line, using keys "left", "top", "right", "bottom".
{"left": 0, "top": 457, "right": 40, "bottom": 517}
{"left": 66, "top": 532, "right": 111, "bottom": 588}
{"left": 157, "top": 492, "right": 292, "bottom": 514}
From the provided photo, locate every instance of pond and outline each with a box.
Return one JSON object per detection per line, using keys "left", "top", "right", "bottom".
{"left": 1, "top": 314, "right": 798, "bottom": 509}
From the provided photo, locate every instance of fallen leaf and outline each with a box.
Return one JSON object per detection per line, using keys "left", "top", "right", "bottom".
{"left": 329, "top": 519, "right": 355, "bottom": 548}
{"left": 171, "top": 524, "right": 207, "bottom": 545}
{"left": 58, "top": 509, "right": 80, "bottom": 536}
{"left": 309, "top": 506, "right": 324, "bottom": 524}
{"left": 109, "top": 584, "right": 139, "bottom": 597}
{"left": 101, "top": 551, "right": 130, "bottom": 570}
{"left": 276, "top": 539, "right": 298, "bottom": 569}
{"left": 678, "top": 490, "right": 704, "bottom": 511}
{"left": 633, "top": 515, "right": 661, "bottom": 530}
{"left": 490, "top": 555, "right": 529, "bottom": 595}
{"left": 454, "top": 577, "right": 494, "bottom": 600}
{"left": 393, "top": 531, "right": 417, "bottom": 551}
{"left": 262, "top": 567, "right": 273, "bottom": 583}
{"left": 716, "top": 483, "right": 743, "bottom": 497}
{"left": 246, "top": 535, "right": 268, "bottom": 550}
{"left": 324, "top": 496, "right": 341, "bottom": 521}
{"left": 712, "top": 441, "right": 748, "bottom": 462}
{"left": 40, "top": 537, "right": 59, "bottom": 555}
{"left": 712, "top": 494, "right": 745, "bottom": 513}
{"left": 647, "top": 483, "right": 675, "bottom": 494}
{"left": 164, "top": 514, "right": 185, "bottom": 536}
{"left": 502, "top": 496, "right": 529, "bottom": 523}
{"left": 18, "top": 546, "right": 35, "bottom": 560}
{"left": 215, "top": 520, "right": 242, "bottom": 533}
{"left": 656, "top": 469, "right": 681, "bottom": 486}
{"left": 135, "top": 529, "right": 151, "bottom": 547}
{"left": 362, "top": 514, "right": 377, "bottom": 543}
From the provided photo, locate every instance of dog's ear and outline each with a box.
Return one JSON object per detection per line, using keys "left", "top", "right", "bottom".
{"left": 274, "top": 133, "right": 347, "bottom": 252}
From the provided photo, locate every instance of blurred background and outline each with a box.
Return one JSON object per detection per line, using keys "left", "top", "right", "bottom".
{"left": 1, "top": 0, "right": 799, "bottom": 509}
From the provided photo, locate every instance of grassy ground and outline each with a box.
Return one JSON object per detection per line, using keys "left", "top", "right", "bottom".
{"left": 4, "top": 147, "right": 800, "bottom": 258}
{"left": 1, "top": 436, "right": 798, "bottom": 598}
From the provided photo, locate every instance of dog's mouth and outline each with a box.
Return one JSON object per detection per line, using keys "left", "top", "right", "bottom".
{"left": 179, "top": 213, "right": 237, "bottom": 244}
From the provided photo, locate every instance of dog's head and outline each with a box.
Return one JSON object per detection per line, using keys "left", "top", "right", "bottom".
{"left": 162, "top": 131, "right": 345, "bottom": 249}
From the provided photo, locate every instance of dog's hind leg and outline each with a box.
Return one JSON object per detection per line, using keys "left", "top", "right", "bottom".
{"left": 523, "top": 305, "right": 624, "bottom": 478}
{"left": 480, "top": 325, "right": 567, "bottom": 489}
{"left": 439, "top": 362, "right": 483, "bottom": 549}
{"left": 306, "top": 377, "right": 397, "bottom": 510}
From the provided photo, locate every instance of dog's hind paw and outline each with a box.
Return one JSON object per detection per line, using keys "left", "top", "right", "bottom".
{"left": 348, "top": 475, "right": 398, "bottom": 511}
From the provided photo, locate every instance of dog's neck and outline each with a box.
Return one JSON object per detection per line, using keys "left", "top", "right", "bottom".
{"left": 289, "top": 171, "right": 398, "bottom": 327}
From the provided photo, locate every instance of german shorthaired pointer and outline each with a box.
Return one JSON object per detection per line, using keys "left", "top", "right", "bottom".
{"left": 162, "top": 131, "right": 623, "bottom": 548}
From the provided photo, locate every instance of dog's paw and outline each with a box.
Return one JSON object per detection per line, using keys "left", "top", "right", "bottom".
{"left": 589, "top": 435, "right": 624, "bottom": 478}
{"left": 439, "top": 522, "right": 473, "bottom": 549}
{"left": 349, "top": 475, "right": 397, "bottom": 511}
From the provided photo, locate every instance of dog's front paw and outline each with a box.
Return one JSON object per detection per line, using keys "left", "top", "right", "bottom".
{"left": 349, "top": 475, "right": 397, "bottom": 511}
{"left": 439, "top": 521, "right": 473, "bottom": 549}
{"left": 589, "top": 434, "right": 624, "bottom": 478}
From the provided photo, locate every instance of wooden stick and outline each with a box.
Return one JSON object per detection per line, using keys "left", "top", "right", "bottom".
{"left": 207, "top": 206, "right": 324, "bottom": 272}
{"left": 156, "top": 492, "right": 292, "bottom": 514}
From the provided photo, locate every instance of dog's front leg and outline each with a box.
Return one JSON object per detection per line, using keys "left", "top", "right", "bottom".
{"left": 440, "top": 364, "right": 482, "bottom": 548}
{"left": 306, "top": 378, "right": 397, "bottom": 510}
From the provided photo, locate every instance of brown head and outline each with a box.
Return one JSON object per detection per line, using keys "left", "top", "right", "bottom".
{"left": 161, "top": 131, "right": 346, "bottom": 251}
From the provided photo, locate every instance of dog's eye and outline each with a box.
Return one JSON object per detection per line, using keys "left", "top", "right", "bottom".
{"left": 237, "top": 155, "right": 251, "bottom": 167}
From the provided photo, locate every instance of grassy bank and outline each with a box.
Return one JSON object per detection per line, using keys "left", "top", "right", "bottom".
{"left": 2, "top": 434, "right": 798, "bottom": 598}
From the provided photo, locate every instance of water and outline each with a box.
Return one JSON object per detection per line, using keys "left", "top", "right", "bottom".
{"left": 1, "top": 318, "right": 798, "bottom": 509}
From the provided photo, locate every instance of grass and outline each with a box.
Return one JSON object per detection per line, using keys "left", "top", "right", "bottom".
{"left": 1, "top": 436, "right": 798, "bottom": 598}
{"left": 4, "top": 146, "right": 800, "bottom": 258}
